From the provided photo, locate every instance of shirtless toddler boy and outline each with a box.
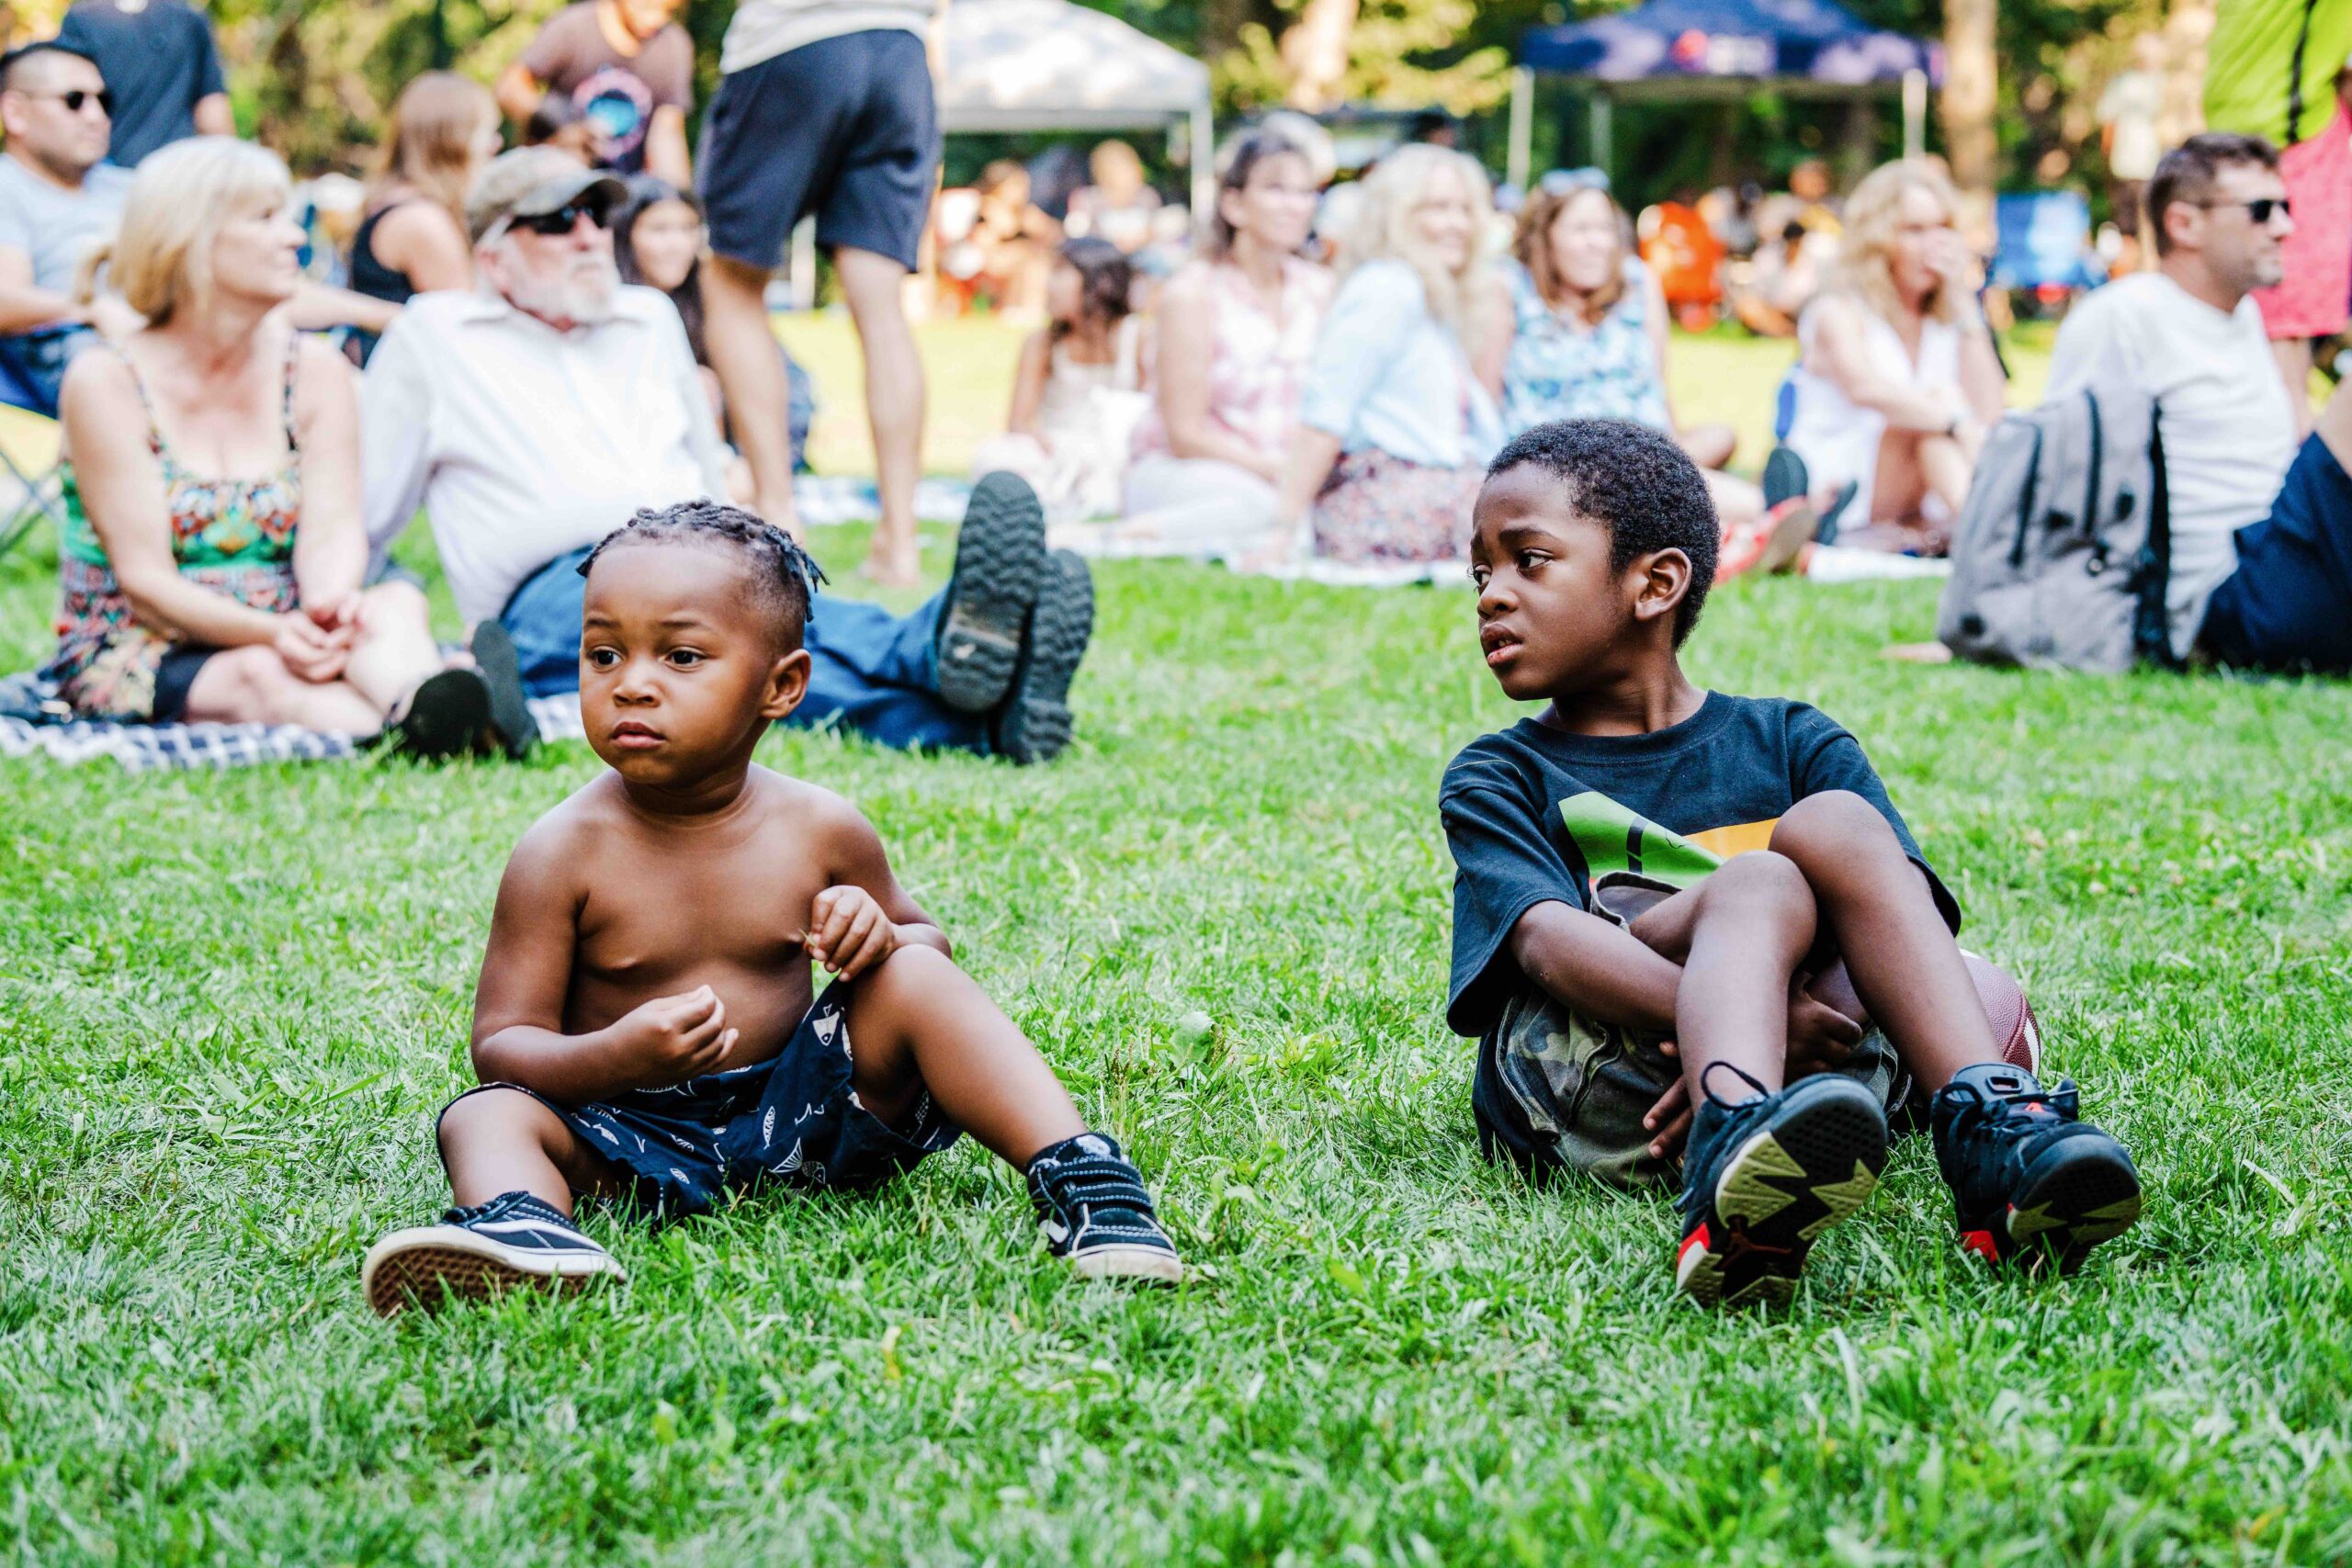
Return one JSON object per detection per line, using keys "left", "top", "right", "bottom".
{"left": 1442, "top": 421, "right": 2143, "bottom": 1308}
{"left": 363, "top": 502, "right": 1180, "bottom": 1312}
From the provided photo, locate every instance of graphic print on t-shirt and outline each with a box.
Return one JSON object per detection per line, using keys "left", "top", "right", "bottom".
{"left": 1556, "top": 790, "right": 1781, "bottom": 895}
{"left": 573, "top": 64, "right": 655, "bottom": 165}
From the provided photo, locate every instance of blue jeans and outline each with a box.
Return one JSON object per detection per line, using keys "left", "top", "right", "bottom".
{"left": 2200, "top": 432, "right": 2352, "bottom": 674}
{"left": 0, "top": 324, "right": 93, "bottom": 418}
{"left": 499, "top": 546, "right": 989, "bottom": 753}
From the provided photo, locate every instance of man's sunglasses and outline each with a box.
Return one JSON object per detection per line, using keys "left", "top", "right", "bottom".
{"left": 510, "top": 199, "right": 613, "bottom": 237}
{"left": 26, "top": 87, "right": 112, "bottom": 115}
{"left": 2203, "top": 197, "right": 2292, "bottom": 224}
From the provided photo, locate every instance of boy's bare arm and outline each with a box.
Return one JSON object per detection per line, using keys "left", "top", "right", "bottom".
{"left": 470, "top": 829, "right": 736, "bottom": 1100}
{"left": 1507, "top": 900, "right": 1683, "bottom": 1035}
{"left": 804, "top": 804, "right": 954, "bottom": 981}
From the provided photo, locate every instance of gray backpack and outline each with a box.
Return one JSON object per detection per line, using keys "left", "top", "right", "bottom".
{"left": 1936, "top": 386, "right": 2177, "bottom": 672}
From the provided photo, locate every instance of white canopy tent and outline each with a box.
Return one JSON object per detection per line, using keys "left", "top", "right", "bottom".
{"left": 938, "top": 0, "right": 1216, "bottom": 224}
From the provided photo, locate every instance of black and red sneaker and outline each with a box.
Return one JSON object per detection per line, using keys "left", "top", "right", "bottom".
{"left": 1930, "top": 1064, "right": 2142, "bottom": 1273}
{"left": 1674, "top": 1066, "right": 1889, "bottom": 1308}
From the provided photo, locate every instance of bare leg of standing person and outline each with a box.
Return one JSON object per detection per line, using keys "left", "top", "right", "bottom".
{"left": 836, "top": 245, "right": 925, "bottom": 587}
{"left": 703, "top": 253, "right": 802, "bottom": 537}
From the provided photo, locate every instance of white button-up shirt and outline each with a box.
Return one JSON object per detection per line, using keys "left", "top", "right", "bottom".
{"left": 362, "top": 285, "right": 729, "bottom": 626}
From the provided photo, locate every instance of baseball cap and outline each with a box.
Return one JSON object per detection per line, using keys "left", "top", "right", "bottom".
{"left": 466, "top": 148, "right": 627, "bottom": 245}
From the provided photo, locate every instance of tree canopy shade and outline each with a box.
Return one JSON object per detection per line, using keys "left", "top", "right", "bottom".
{"left": 1518, "top": 0, "right": 1940, "bottom": 88}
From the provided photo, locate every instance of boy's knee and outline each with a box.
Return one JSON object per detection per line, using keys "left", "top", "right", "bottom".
{"left": 1771, "top": 791, "right": 1899, "bottom": 868}
{"left": 1699, "top": 849, "right": 1814, "bottom": 918}
{"left": 435, "top": 1086, "right": 553, "bottom": 1155}
{"left": 853, "top": 942, "right": 958, "bottom": 1004}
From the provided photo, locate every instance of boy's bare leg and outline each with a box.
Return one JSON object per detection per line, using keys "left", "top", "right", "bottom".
{"left": 840, "top": 945, "right": 1085, "bottom": 1166}
{"left": 1630, "top": 851, "right": 1821, "bottom": 1098}
{"left": 1768, "top": 790, "right": 1997, "bottom": 1092}
{"left": 437, "top": 1087, "right": 617, "bottom": 1213}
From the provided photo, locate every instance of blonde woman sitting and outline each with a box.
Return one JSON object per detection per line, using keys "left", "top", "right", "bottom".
{"left": 44, "top": 138, "right": 511, "bottom": 756}
{"left": 1779, "top": 159, "right": 2007, "bottom": 558}
{"left": 1277, "top": 144, "right": 1503, "bottom": 570}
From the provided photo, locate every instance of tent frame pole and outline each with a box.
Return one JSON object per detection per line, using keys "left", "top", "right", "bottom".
{"left": 1190, "top": 96, "right": 1216, "bottom": 245}
{"left": 1589, "top": 92, "right": 1612, "bottom": 178}
{"left": 1902, "top": 68, "right": 1928, "bottom": 160}
{"left": 1507, "top": 66, "right": 1534, "bottom": 191}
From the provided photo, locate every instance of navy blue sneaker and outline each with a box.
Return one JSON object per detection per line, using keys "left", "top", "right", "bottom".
{"left": 362, "top": 1190, "right": 625, "bottom": 1315}
{"left": 1931, "top": 1064, "right": 2142, "bottom": 1273}
{"left": 1025, "top": 1133, "right": 1182, "bottom": 1283}
{"left": 936, "top": 470, "right": 1049, "bottom": 713}
{"left": 1676, "top": 1066, "right": 1889, "bottom": 1308}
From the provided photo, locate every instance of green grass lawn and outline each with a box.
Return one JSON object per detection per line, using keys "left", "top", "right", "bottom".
{"left": 3, "top": 333, "right": 2349, "bottom": 1564}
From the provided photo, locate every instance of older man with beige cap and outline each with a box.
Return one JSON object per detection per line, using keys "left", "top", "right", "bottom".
{"left": 362, "top": 148, "right": 1095, "bottom": 762}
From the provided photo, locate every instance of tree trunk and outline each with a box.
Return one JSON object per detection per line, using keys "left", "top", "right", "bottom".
{"left": 1941, "top": 0, "right": 1997, "bottom": 209}
{"left": 1280, "top": 0, "right": 1359, "bottom": 112}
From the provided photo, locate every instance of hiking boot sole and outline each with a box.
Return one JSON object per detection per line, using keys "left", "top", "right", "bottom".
{"left": 992, "top": 549, "right": 1092, "bottom": 765}
{"left": 362, "top": 1225, "right": 626, "bottom": 1316}
{"left": 1677, "top": 1077, "right": 1889, "bottom": 1309}
{"left": 390, "top": 669, "right": 492, "bottom": 762}
{"left": 1967, "top": 1138, "right": 2143, "bottom": 1274}
{"left": 936, "top": 471, "right": 1047, "bottom": 713}
{"left": 469, "top": 621, "right": 538, "bottom": 761}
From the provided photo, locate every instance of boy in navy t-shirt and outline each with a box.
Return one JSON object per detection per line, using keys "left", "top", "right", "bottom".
{"left": 1441, "top": 420, "right": 2143, "bottom": 1307}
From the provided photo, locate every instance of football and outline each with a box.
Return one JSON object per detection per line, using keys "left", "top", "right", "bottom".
{"left": 1805, "top": 951, "right": 2041, "bottom": 1075}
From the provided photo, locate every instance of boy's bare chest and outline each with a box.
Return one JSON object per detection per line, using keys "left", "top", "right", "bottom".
{"left": 573, "top": 847, "right": 828, "bottom": 979}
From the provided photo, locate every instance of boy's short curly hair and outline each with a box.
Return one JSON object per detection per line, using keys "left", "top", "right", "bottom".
{"left": 578, "top": 500, "right": 828, "bottom": 649}
{"left": 1486, "top": 419, "right": 1719, "bottom": 647}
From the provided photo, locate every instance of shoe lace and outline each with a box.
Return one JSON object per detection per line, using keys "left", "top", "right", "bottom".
{"left": 1952, "top": 1080, "right": 2079, "bottom": 1148}
{"left": 1698, "top": 1060, "right": 1772, "bottom": 1111}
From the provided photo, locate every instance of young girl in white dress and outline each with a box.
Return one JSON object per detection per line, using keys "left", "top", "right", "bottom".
{"left": 971, "top": 238, "right": 1147, "bottom": 523}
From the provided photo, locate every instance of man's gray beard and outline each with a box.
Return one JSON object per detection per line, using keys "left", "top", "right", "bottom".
{"left": 506, "top": 258, "right": 620, "bottom": 325}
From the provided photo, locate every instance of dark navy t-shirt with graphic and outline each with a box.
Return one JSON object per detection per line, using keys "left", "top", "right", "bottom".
{"left": 1439, "top": 693, "right": 1959, "bottom": 1038}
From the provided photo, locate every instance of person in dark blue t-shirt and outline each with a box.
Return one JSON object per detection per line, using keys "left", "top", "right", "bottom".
{"left": 1441, "top": 419, "right": 2143, "bottom": 1308}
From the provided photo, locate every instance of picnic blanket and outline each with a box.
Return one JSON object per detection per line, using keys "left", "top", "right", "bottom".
{"left": 0, "top": 671, "right": 587, "bottom": 772}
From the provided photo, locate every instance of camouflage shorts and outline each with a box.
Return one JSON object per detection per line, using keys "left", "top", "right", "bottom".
{"left": 1472, "top": 987, "right": 1911, "bottom": 1190}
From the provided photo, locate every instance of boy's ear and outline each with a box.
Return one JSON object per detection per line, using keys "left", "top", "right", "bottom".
{"left": 760, "top": 648, "right": 813, "bottom": 723}
{"left": 1629, "top": 547, "right": 1693, "bottom": 631}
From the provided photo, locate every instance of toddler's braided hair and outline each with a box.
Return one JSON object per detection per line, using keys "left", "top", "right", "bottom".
{"left": 578, "top": 500, "right": 827, "bottom": 647}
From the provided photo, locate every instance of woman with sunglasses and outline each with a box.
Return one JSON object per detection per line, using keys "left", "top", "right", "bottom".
{"left": 1776, "top": 159, "right": 2007, "bottom": 558}
{"left": 44, "top": 138, "right": 496, "bottom": 752}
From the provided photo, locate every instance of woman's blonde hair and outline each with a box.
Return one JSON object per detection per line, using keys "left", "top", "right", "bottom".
{"left": 1826, "top": 158, "right": 1963, "bottom": 325}
{"left": 78, "top": 137, "right": 291, "bottom": 326}
{"left": 1510, "top": 182, "right": 1628, "bottom": 325}
{"left": 372, "top": 71, "right": 497, "bottom": 230}
{"left": 1340, "top": 143, "right": 1492, "bottom": 341}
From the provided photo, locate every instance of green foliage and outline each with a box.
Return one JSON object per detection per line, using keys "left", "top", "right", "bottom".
{"left": 1218, "top": 0, "right": 1516, "bottom": 116}
{"left": 3, "top": 398, "right": 2351, "bottom": 1556}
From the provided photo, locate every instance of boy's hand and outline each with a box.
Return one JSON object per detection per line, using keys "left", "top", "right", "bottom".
{"left": 807, "top": 885, "right": 899, "bottom": 981}
{"left": 1645, "top": 1040, "right": 1693, "bottom": 1161}
{"left": 605, "top": 985, "right": 738, "bottom": 1088}
{"left": 1787, "top": 984, "right": 1864, "bottom": 1077}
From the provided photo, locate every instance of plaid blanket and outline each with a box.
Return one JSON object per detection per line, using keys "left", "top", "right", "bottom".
{"left": 0, "top": 671, "right": 586, "bottom": 773}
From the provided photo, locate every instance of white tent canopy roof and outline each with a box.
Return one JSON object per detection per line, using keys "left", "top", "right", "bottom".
{"left": 938, "top": 0, "right": 1211, "bottom": 133}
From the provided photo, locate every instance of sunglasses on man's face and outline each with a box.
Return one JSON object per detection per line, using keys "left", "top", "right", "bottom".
{"left": 512, "top": 200, "right": 613, "bottom": 237}
{"left": 2206, "top": 197, "right": 2291, "bottom": 224}
{"left": 29, "top": 87, "right": 112, "bottom": 116}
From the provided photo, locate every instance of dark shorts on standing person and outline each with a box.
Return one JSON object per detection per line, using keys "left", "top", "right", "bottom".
{"left": 439, "top": 984, "right": 963, "bottom": 1224}
{"left": 697, "top": 28, "right": 939, "bottom": 273}
{"left": 2199, "top": 432, "right": 2352, "bottom": 674}
{"left": 1473, "top": 985, "right": 1911, "bottom": 1190}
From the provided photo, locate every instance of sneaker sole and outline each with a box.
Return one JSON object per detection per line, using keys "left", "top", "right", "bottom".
{"left": 469, "top": 621, "right": 538, "bottom": 761}
{"left": 1756, "top": 498, "right": 1819, "bottom": 576}
{"left": 390, "top": 669, "right": 492, "bottom": 762}
{"left": 1969, "top": 1139, "right": 2143, "bottom": 1274}
{"left": 1761, "top": 446, "right": 1809, "bottom": 510}
{"left": 994, "top": 550, "right": 1093, "bottom": 765}
{"left": 361, "top": 1226, "right": 626, "bottom": 1317}
{"left": 936, "top": 471, "right": 1047, "bottom": 713}
{"left": 1067, "top": 1244, "right": 1184, "bottom": 1284}
{"left": 1677, "top": 1078, "right": 1889, "bottom": 1309}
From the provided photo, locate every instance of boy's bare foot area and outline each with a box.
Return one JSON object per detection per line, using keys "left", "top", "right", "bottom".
{"left": 363, "top": 500, "right": 1175, "bottom": 1315}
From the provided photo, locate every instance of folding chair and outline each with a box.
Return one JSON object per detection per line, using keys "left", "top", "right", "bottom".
{"left": 0, "top": 337, "right": 70, "bottom": 564}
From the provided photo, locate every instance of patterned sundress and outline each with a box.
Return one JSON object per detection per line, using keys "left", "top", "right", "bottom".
{"left": 44, "top": 339, "right": 305, "bottom": 721}
{"left": 1498, "top": 256, "right": 1673, "bottom": 438}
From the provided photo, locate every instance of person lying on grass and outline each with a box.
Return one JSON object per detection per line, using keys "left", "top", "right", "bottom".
{"left": 362, "top": 501, "right": 1182, "bottom": 1314}
{"left": 1440, "top": 419, "right": 2143, "bottom": 1308}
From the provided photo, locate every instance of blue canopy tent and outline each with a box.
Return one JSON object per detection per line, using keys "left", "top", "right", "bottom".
{"left": 1505, "top": 0, "right": 1943, "bottom": 191}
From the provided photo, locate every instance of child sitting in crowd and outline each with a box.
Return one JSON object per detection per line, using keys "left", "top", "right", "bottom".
{"left": 362, "top": 502, "right": 1182, "bottom": 1313}
{"left": 970, "top": 237, "right": 1148, "bottom": 525}
{"left": 1440, "top": 420, "right": 2142, "bottom": 1307}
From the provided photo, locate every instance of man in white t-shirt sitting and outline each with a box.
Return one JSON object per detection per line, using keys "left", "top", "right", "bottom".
{"left": 364, "top": 149, "right": 1093, "bottom": 763}
{"left": 2044, "top": 132, "right": 2352, "bottom": 673}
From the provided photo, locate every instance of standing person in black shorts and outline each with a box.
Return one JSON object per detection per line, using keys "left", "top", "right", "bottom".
{"left": 697, "top": 0, "right": 941, "bottom": 585}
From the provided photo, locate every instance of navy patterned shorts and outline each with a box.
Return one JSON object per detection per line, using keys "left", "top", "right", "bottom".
{"left": 442, "top": 984, "right": 961, "bottom": 1224}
